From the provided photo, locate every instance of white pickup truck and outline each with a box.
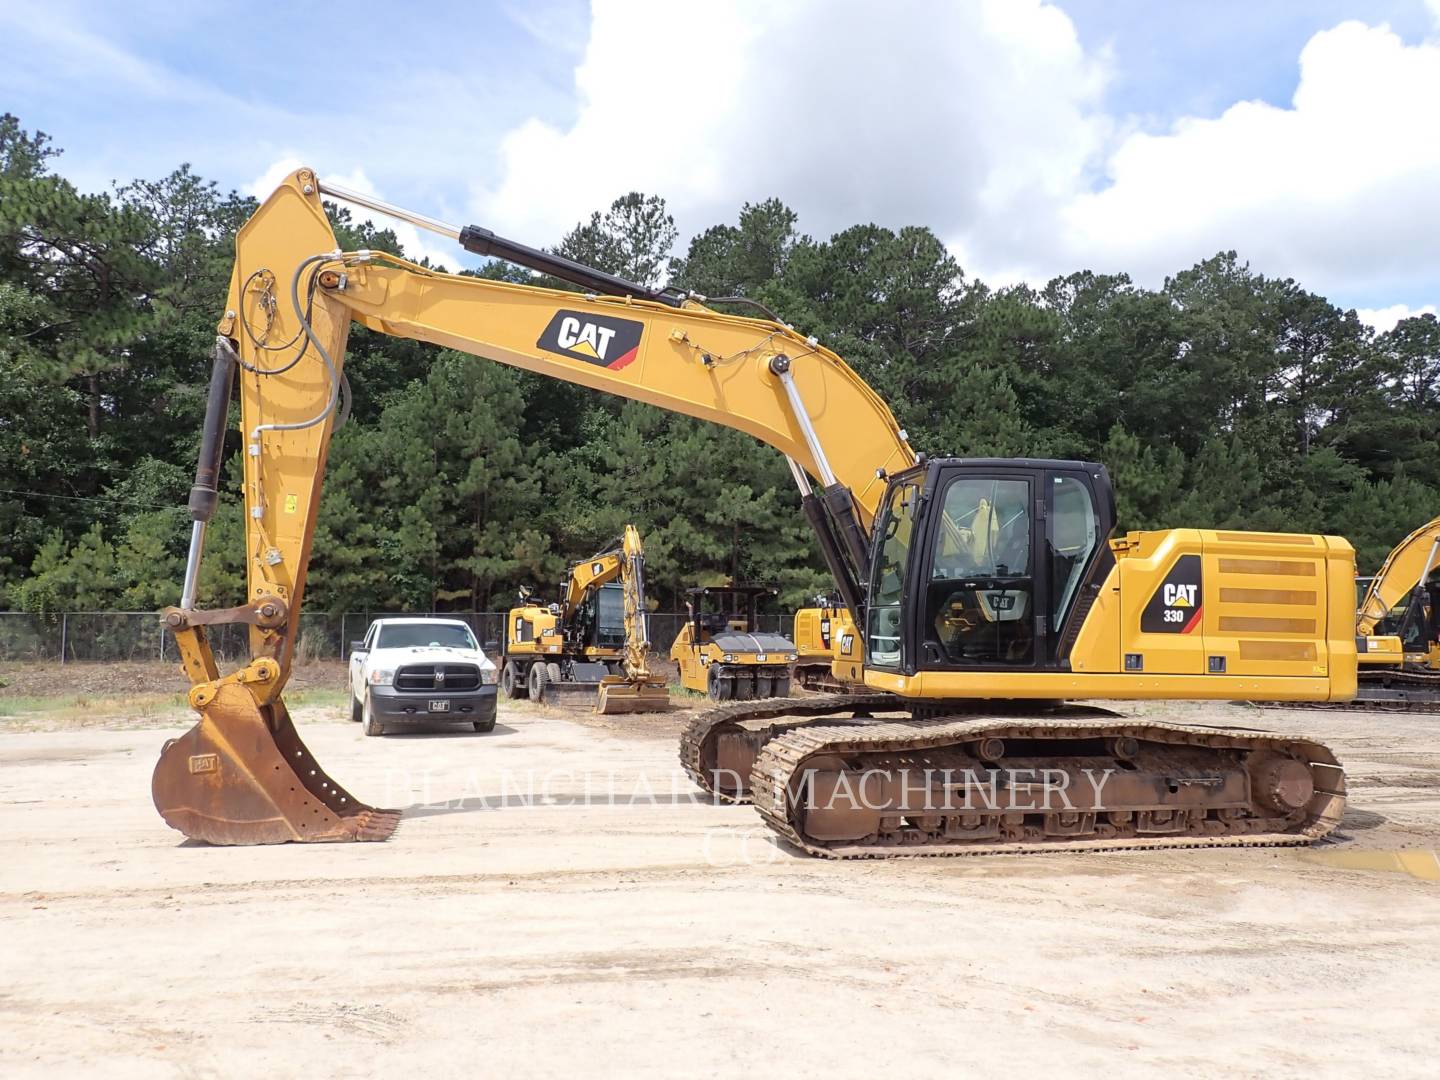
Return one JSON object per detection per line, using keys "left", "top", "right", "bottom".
{"left": 348, "top": 617, "right": 499, "bottom": 736}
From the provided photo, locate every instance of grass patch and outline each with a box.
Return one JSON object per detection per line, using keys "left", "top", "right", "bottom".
{"left": 286, "top": 687, "right": 349, "bottom": 710}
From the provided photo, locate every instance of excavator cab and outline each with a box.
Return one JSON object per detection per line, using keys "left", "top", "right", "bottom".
{"left": 866, "top": 458, "right": 1114, "bottom": 677}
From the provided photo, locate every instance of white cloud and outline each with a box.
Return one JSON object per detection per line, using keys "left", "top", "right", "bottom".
{"left": 246, "top": 158, "right": 459, "bottom": 271}
{"left": 1356, "top": 302, "right": 1438, "bottom": 333}
{"left": 1062, "top": 21, "right": 1440, "bottom": 302}
{"left": 472, "top": 2, "right": 1438, "bottom": 312}
{"left": 471, "top": 0, "right": 1110, "bottom": 271}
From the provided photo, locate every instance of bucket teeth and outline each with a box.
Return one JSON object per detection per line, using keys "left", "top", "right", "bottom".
{"left": 152, "top": 683, "right": 398, "bottom": 845}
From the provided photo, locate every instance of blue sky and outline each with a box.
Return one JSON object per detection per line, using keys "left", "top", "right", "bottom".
{"left": 2, "top": 0, "right": 1438, "bottom": 323}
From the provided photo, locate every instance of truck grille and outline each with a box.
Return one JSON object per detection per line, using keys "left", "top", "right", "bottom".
{"left": 394, "top": 664, "right": 481, "bottom": 692}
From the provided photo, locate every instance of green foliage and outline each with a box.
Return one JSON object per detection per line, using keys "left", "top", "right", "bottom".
{"left": 2, "top": 114, "right": 1437, "bottom": 624}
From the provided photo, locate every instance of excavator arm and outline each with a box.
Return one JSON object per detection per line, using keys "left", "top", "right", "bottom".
{"left": 152, "top": 169, "right": 912, "bottom": 843}
{"left": 561, "top": 550, "right": 622, "bottom": 615}
{"left": 593, "top": 525, "right": 670, "bottom": 714}
{"left": 1356, "top": 516, "right": 1440, "bottom": 636}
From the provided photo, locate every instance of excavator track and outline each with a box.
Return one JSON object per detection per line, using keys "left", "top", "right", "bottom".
{"left": 678, "top": 695, "right": 1123, "bottom": 804}
{"left": 679, "top": 694, "right": 900, "bottom": 803}
{"left": 1254, "top": 669, "right": 1440, "bottom": 713}
{"left": 749, "top": 715, "right": 1344, "bottom": 858}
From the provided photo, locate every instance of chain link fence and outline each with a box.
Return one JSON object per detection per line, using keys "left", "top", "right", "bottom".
{"left": 0, "top": 610, "right": 790, "bottom": 663}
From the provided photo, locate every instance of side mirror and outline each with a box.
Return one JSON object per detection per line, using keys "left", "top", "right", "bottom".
{"left": 350, "top": 641, "right": 367, "bottom": 655}
{"left": 483, "top": 640, "right": 499, "bottom": 655}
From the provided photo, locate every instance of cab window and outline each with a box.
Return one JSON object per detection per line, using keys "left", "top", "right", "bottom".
{"left": 1049, "top": 475, "right": 1099, "bottom": 631}
{"left": 867, "top": 480, "right": 920, "bottom": 667}
{"left": 926, "top": 477, "right": 1034, "bottom": 665}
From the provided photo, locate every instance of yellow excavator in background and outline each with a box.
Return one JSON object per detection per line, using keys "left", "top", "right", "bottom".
{"left": 500, "top": 525, "right": 670, "bottom": 713}
{"left": 1350, "top": 516, "right": 1440, "bottom": 706}
{"left": 152, "top": 169, "right": 1353, "bottom": 855}
{"left": 792, "top": 593, "right": 863, "bottom": 692}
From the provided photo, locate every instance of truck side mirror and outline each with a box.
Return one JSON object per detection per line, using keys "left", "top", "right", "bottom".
{"left": 350, "top": 641, "right": 367, "bottom": 655}
{"left": 484, "top": 640, "right": 499, "bottom": 655}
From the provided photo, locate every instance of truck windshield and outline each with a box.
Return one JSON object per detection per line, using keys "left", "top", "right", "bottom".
{"left": 376, "top": 624, "right": 477, "bottom": 650}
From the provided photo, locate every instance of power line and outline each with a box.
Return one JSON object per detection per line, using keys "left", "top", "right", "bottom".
{"left": 0, "top": 487, "right": 177, "bottom": 512}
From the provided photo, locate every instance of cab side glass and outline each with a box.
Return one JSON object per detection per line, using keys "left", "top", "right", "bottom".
{"left": 1049, "top": 475, "right": 1100, "bottom": 631}
{"left": 867, "top": 481, "right": 919, "bottom": 668}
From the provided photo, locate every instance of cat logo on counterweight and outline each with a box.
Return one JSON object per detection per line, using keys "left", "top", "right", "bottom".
{"left": 537, "top": 310, "right": 643, "bottom": 370}
{"left": 1141, "top": 554, "right": 1203, "bottom": 634}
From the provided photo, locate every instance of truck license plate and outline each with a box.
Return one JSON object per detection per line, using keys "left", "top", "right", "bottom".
{"left": 428, "top": 699, "right": 450, "bottom": 713}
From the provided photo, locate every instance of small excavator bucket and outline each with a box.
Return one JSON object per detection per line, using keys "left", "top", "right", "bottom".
{"left": 596, "top": 676, "right": 672, "bottom": 715}
{"left": 151, "top": 683, "right": 400, "bottom": 845}
{"left": 537, "top": 678, "right": 609, "bottom": 709}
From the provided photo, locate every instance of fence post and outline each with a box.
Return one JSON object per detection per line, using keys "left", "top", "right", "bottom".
{"left": 59, "top": 612, "right": 67, "bottom": 665}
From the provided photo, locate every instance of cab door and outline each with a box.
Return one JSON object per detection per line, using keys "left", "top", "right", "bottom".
{"left": 916, "top": 466, "right": 1044, "bottom": 671}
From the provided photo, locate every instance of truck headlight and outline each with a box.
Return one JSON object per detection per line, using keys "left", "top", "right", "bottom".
{"left": 481, "top": 668, "right": 498, "bottom": 684}
{"left": 786, "top": 653, "right": 797, "bottom": 662}
{"left": 722, "top": 653, "right": 735, "bottom": 663}
{"left": 367, "top": 668, "right": 395, "bottom": 686}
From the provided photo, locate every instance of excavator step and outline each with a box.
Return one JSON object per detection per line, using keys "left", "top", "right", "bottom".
{"left": 152, "top": 683, "right": 400, "bottom": 845}
{"left": 749, "top": 715, "right": 1345, "bottom": 858}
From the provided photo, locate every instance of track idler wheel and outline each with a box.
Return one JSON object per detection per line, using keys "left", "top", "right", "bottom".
{"left": 151, "top": 683, "right": 400, "bottom": 845}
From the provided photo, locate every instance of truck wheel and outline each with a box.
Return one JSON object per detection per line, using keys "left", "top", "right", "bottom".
{"left": 473, "top": 717, "right": 497, "bottom": 733}
{"left": 775, "top": 673, "right": 793, "bottom": 698}
{"left": 546, "top": 661, "right": 563, "bottom": 684}
{"left": 362, "top": 692, "right": 385, "bottom": 736}
{"left": 501, "top": 661, "right": 525, "bottom": 699}
{"left": 529, "top": 663, "right": 549, "bottom": 703}
{"left": 708, "top": 667, "right": 732, "bottom": 702}
{"left": 350, "top": 692, "right": 362, "bottom": 722}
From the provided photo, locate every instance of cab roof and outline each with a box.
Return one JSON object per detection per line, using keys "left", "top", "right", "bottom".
{"left": 370, "top": 617, "right": 471, "bottom": 626}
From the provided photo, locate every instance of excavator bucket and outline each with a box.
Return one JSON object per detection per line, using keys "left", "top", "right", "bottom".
{"left": 596, "top": 677, "right": 672, "bottom": 715}
{"left": 151, "top": 683, "right": 400, "bottom": 845}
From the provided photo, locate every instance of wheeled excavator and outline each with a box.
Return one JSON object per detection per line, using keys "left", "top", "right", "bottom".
{"left": 152, "top": 169, "right": 1349, "bottom": 855}
{"left": 501, "top": 525, "right": 670, "bottom": 712}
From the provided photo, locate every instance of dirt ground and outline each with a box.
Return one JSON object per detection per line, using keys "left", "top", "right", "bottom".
{"left": 1, "top": 670, "right": 1438, "bottom": 1078}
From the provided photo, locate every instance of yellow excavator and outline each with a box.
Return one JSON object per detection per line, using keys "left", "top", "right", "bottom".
{"left": 501, "top": 526, "right": 669, "bottom": 712}
{"left": 153, "top": 169, "right": 1352, "bottom": 855}
{"left": 1350, "top": 516, "right": 1440, "bottom": 706}
{"left": 792, "top": 593, "right": 863, "bottom": 692}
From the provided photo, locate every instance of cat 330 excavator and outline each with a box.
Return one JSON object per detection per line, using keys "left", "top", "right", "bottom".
{"left": 501, "top": 525, "right": 670, "bottom": 713}
{"left": 154, "top": 169, "right": 1360, "bottom": 856}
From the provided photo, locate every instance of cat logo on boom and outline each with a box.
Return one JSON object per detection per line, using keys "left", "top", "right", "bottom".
{"left": 537, "top": 310, "right": 644, "bottom": 370}
{"left": 1141, "top": 554, "right": 1204, "bottom": 634}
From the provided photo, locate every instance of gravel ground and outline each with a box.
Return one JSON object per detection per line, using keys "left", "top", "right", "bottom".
{"left": 1, "top": 690, "right": 1437, "bottom": 1078}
